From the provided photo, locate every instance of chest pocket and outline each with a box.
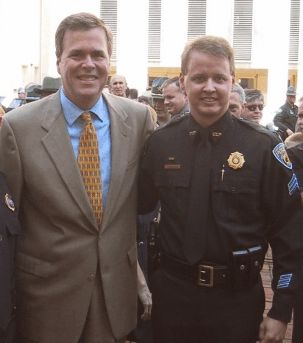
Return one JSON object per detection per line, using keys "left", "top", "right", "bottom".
{"left": 155, "top": 170, "right": 190, "bottom": 188}
{"left": 154, "top": 170, "right": 190, "bottom": 212}
{"left": 213, "top": 171, "right": 259, "bottom": 222}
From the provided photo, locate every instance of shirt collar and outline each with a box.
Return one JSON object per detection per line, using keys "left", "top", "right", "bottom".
{"left": 60, "top": 89, "right": 105, "bottom": 125}
{"left": 186, "top": 111, "right": 234, "bottom": 144}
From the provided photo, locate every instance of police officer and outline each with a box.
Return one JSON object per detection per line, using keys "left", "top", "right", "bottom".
{"left": 273, "top": 86, "right": 298, "bottom": 140}
{"left": 150, "top": 77, "right": 171, "bottom": 127}
{"left": 0, "top": 172, "right": 20, "bottom": 343}
{"left": 139, "top": 36, "right": 303, "bottom": 343}
{"left": 285, "top": 109, "right": 303, "bottom": 343}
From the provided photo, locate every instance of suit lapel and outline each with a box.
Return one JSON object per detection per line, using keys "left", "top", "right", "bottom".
{"left": 101, "top": 94, "right": 131, "bottom": 231}
{"left": 40, "top": 93, "right": 97, "bottom": 231}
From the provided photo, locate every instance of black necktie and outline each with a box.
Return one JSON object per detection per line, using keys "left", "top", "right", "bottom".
{"left": 183, "top": 130, "right": 212, "bottom": 264}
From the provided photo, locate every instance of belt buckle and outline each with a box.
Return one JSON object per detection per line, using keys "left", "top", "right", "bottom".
{"left": 197, "top": 264, "right": 214, "bottom": 287}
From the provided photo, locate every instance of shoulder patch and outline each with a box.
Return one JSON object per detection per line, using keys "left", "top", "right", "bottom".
{"left": 272, "top": 142, "right": 292, "bottom": 169}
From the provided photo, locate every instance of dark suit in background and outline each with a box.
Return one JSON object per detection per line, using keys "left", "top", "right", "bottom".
{"left": 0, "top": 172, "right": 21, "bottom": 343}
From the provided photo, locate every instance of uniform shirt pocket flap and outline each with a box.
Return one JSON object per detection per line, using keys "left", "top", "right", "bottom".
{"left": 155, "top": 171, "right": 190, "bottom": 187}
{"left": 214, "top": 174, "right": 257, "bottom": 194}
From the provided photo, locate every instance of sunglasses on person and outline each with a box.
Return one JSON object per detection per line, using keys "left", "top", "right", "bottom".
{"left": 246, "top": 104, "right": 264, "bottom": 111}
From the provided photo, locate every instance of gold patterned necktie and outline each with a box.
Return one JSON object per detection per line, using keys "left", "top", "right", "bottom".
{"left": 77, "top": 112, "right": 103, "bottom": 227}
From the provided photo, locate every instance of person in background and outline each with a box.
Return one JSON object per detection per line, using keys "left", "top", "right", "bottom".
{"left": 0, "top": 173, "right": 21, "bottom": 343}
{"left": 274, "top": 86, "right": 298, "bottom": 140}
{"left": 138, "top": 35, "right": 303, "bottom": 343}
{"left": 35, "top": 76, "right": 62, "bottom": 98}
{"left": 284, "top": 105, "right": 303, "bottom": 343}
{"left": 161, "top": 77, "right": 189, "bottom": 119}
{"left": 0, "top": 105, "right": 5, "bottom": 124}
{"left": 109, "top": 74, "right": 128, "bottom": 97}
{"left": 138, "top": 95, "right": 158, "bottom": 129}
{"left": 242, "top": 88, "right": 264, "bottom": 124}
{"left": 128, "top": 88, "right": 138, "bottom": 101}
{"left": 151, "top": 77, "right": 171, "bottom": 127}
{"left": 228, "top": 83, "right": 245, "bottom": 118}
{"left": 295, "top": 96, "right": 303, "bottom": 132}
{"left": 0, "top": 12, "right": 153, "bottom": 343}
{"left": 17, "top": 88, "right": 26, "bottom": 101}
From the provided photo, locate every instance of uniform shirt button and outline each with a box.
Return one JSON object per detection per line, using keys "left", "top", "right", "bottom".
{"left": 88, "top": 273, "right": 95, "bottom": 281}
{"left": 0, "top": 235, "right": 3, "bottom": 241}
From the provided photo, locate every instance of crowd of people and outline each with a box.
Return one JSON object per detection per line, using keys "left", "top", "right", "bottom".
{"left": 0, "top": 11, "right": 303, "bottom": 343}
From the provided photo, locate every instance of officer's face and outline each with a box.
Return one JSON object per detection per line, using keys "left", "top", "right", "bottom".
{"left": 297, "top": 112, "right": 303, "bottom": 132}
{"left": 229, "top": 92, "right": 244, "bottom": 119}
{"left": 180, "top": 51, "right": 233, "bottom": 127}
{"left": 110, "top": 76, "right": 127, "bottom": 97}
{"left": 57, "top": 28, "right": 110, "bottom": 110}
{"left": 242, "top": 100, "right": 263, "bottom": 124}
{"left": 163, "top": 83, "right": 187, "bottom": 116}
{"left": 287, "top": 95, "right": 296, "bottom": 106}
{"left": 153, "top": 98, "right": 170, "bottom": 122}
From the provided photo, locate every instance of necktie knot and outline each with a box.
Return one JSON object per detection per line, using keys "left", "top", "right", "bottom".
{"left": 81, "top": 112, "right": 92, "bottom": 125}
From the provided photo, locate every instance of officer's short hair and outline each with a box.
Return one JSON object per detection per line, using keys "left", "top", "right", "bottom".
{"left": 231, "top": 83, "right": 246, "bottom": 103}
{"left": 55, "top": 12, "right": 113, "bottom": 59}
{"left": 161, "top": 77, "right": 181, "bottom": 91}
{"left": 181, "top": 35, "right": 235, "bottom": 76}
{"left": 244, "top": 89, "right": 264, "bottom": 104}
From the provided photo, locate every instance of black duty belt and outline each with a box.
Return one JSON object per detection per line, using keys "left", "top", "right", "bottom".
{"left": 161, "top": 254, "right": 230, "bottom": 288}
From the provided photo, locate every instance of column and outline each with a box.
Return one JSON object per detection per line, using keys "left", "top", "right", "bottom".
{"left": 116, "top": 0, "right": 149, "bottom": 95}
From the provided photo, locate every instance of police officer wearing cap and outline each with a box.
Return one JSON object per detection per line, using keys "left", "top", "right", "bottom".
{"left": 138, "top": 35, "right": 303, "bottom": 343}
{"left": 0, "top": 172, "right": 21, "bottom": 343}
{"left": 274, "top": 86, "right": 298, "bottom": 140}
{"left": 151, "top": 78, "right": 171, "bottom": 127}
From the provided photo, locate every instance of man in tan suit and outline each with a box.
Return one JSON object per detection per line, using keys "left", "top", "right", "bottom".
{"left": 0, "top": 13, "right": 153, "bottom": 343}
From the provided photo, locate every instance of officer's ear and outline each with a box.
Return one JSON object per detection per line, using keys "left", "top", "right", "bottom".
{"left": 179, "top": 74, "right": 187, "bottom": 97}
{"left": 231, "top": 73, "right": 235, "bottom": 85}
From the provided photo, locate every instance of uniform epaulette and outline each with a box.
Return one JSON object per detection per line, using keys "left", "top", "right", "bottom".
{"left": 152, "top": 113, "right": 189, "bottom": 136}
{"left": 236, "top": 118, "right": 278, "bottom": 140}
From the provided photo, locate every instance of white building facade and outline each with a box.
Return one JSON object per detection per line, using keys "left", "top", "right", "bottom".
{"left": 0, "top": 0, "right": 302, "bottom": 118}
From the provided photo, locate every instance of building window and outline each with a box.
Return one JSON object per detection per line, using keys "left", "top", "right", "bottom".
{"left": 233, "top": 0, "right": 253, "bottom": 62}
{"left": 187, "top": 0, "right": 207, "bottom": 40}
{"left": 148, "top": 0, "right": 161, "bottom": 63}
{"left": 289, "top": 0, "right": 300, "bottom": 63}
{"left": 100, "top": 0, "right": 117, "bottom": 62}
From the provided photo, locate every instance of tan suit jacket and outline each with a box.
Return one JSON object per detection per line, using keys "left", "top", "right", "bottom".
{"left": 0, "top": 92, "right": 154, "bottom": 342}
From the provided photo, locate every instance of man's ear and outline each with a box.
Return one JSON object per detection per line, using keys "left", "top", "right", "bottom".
{"left": 179, "top": 74, "right": 187, "bottom": 96}
{"left": 56, "top": 59, "right": 61, "bottom": 75}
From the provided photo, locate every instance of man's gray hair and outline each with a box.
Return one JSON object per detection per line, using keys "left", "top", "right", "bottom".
{"left": 231, "top": 83, "right": 245, "bottom": 103}
{"left": 244, "top": 89, "right": 264, "bottom": 103}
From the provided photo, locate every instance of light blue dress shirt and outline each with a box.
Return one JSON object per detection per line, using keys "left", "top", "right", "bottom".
{"left": 60, "top": 89, "right": 111, "bottom": 208}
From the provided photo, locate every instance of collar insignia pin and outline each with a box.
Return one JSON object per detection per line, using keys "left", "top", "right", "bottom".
{"left": 5, "top": 193, "right": 15, "bottom": 212}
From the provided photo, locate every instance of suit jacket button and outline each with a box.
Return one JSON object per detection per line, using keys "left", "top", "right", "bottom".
{"left": 88, "top": 273, "right": 95, "bottom": 281}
